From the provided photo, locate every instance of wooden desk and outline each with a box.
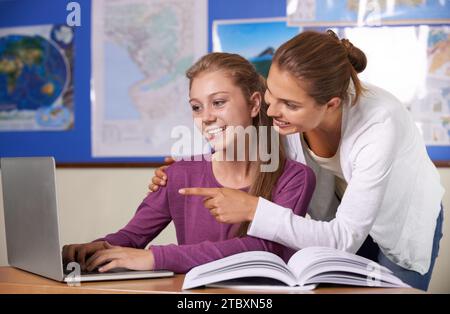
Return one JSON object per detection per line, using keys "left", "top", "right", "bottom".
{"left": 0, "top": 266, "right": 421, "bottom": 294}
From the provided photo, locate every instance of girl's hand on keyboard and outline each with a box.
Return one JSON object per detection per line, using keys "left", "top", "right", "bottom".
{"left": 62, "top": 241, "right": 112, "bottom": 271}
{"left": 85, "top": 246, "right": 155, "bottom": 272}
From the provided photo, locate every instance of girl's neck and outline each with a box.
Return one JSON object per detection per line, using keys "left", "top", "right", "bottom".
{"left": 211, "top": 153, "right": 257, "bottom": 189}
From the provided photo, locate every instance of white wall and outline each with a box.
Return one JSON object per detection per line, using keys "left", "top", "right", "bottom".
{"left": 0, "top": 168, "right": 177, "bottom": 268}
{"left": 0, "top": 167, "right": 449, "bottom": 293}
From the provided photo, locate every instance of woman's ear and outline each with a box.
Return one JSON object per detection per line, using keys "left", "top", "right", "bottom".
{"left": 249, "top": 92, "right": 262, "bottom": 118}
{"left": 326, "top": 97, "right": 342, "bottom": 112}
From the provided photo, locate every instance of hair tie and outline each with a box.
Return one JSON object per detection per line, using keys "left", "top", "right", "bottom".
{"left": 326, "top": 29, "right": 353, "bottom": 55}
{"left": 340, "top": 38, "right": 354, "bottom": 54}
{"left": 326, "top": 29, "right": 339, "bottom": 41}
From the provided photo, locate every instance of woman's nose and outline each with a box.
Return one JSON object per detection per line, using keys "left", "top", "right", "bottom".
{"left": 265, "top": 91, "right": 279, "bottom": 117}
{"left": 266, "top": 101, "right": 280, "bottom": 118}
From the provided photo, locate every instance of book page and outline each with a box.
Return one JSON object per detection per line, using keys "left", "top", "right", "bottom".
{"left": 183, "top": 251, "right": 298, "bottom": 290}
{"left": 208, "top": 277, "right": 317, "bottom": 291}
{"left": 287, "top": 247, "right": 332, "bottom": 280}
{"left": 287, "top": 247, "right": 408, "bottom": 287}
{"left": 189, "top": 251, "right": 289, "bottom": 275}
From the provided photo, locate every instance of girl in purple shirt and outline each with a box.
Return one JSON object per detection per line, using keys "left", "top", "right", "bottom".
{"left": 62, "top": 53, "right": 315, "bottom": 274}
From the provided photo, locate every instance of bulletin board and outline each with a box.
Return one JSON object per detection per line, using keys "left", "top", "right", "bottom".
{"left": 0, "top": 0, "right": 114, "bottom": 166}
{"left": 0, "top": 0, "right": 449, "bottom": 166}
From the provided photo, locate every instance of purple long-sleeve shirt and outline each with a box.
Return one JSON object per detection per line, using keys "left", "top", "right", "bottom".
{"left": 100, "top": 158, "right": 315, "bottom": 273}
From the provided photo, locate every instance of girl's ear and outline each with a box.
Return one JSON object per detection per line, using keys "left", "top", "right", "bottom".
{"left": 249, "top": 92, "right": 262, "bottom": 118}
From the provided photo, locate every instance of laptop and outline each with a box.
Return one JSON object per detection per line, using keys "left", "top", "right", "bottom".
{"left": 0, "top": 157, "right": 174, "bottom": 282}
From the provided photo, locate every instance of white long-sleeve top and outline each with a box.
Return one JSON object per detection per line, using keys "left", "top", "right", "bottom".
{"left": 248, "top": 83, "right": 444, "bottom": 275}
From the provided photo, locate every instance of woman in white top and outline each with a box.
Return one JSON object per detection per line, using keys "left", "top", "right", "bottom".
{"left": 150, "top": 30, "right": 444, "bottom": 290}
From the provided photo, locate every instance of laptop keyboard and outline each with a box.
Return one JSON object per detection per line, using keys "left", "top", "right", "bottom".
{"left": 63, "top": 265, "right": 133, "bottom": 275}
{"left": 63, "top": 267, "right": 99, "bottom": 275}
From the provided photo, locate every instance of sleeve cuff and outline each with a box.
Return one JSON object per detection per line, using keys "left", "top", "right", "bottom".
{"left": 150, "top": 245, "right": 165, "bottom": 270}
{"left": 247, "top": 197, "right": 287, "bottom": 241}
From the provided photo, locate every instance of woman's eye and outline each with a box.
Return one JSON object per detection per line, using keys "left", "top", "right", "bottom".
{"left": 191, "top": 104, "right": 201, "bottom": 112}
{"left": 285, "top": 102, "right": 298, "bottom": 110}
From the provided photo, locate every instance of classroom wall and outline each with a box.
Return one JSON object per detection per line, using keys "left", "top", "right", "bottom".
{"left": 0, "top": 167, "right": 449, "bottom": 293}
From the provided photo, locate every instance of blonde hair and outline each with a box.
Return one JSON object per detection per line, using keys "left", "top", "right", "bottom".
{"left": 186, "top": 52, "right": 286, "bottom": 236}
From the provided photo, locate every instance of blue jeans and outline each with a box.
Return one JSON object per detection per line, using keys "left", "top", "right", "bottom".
{"left": 356, "top": 207, "right": 444, "bottom": 291}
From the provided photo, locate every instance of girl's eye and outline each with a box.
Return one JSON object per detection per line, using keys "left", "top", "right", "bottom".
{"left": 212, "top": 100, "right": 226, "bottom": 107}
{"left": 191, "top": 104, "right": 202, "bottom": 112}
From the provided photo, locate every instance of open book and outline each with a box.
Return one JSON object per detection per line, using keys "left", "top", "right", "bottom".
{"left": 182, "top": 247, "right": 410, "bottom": 291}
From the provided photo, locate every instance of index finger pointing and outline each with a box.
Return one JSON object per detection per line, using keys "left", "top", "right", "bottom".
{"left": 178, "top": 187, "right": 219, "bottom": 197}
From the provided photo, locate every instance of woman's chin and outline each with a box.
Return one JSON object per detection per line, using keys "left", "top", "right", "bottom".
{"left": 273, "top": 125, "right": 300, "bottom": 136}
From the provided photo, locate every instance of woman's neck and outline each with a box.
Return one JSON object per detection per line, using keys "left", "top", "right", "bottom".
{"left": 211, "top": 153, "right": 257, "bottom": 189}
{"left": 304, "top": 106, "right": 343, "bottom": 158}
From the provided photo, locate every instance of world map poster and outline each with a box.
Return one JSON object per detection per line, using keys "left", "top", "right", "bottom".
{"left": 0, "top": 24, "right": 74, "bottom": 131}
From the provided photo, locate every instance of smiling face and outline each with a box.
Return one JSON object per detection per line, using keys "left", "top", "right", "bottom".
{"left": 265, "top": 64, "right": 328, "bottom": 136}
{"left": 189, "top": 70, "right": 260, "bottom": 152}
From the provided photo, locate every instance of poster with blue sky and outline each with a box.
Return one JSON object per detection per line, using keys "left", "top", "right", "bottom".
{"left": 212, "top": 18, "right": 301, "bottom": 77}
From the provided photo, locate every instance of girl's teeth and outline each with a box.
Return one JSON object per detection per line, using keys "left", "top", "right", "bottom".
{"left": 208, "top": 127, "right": 225, "bottom": 135}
